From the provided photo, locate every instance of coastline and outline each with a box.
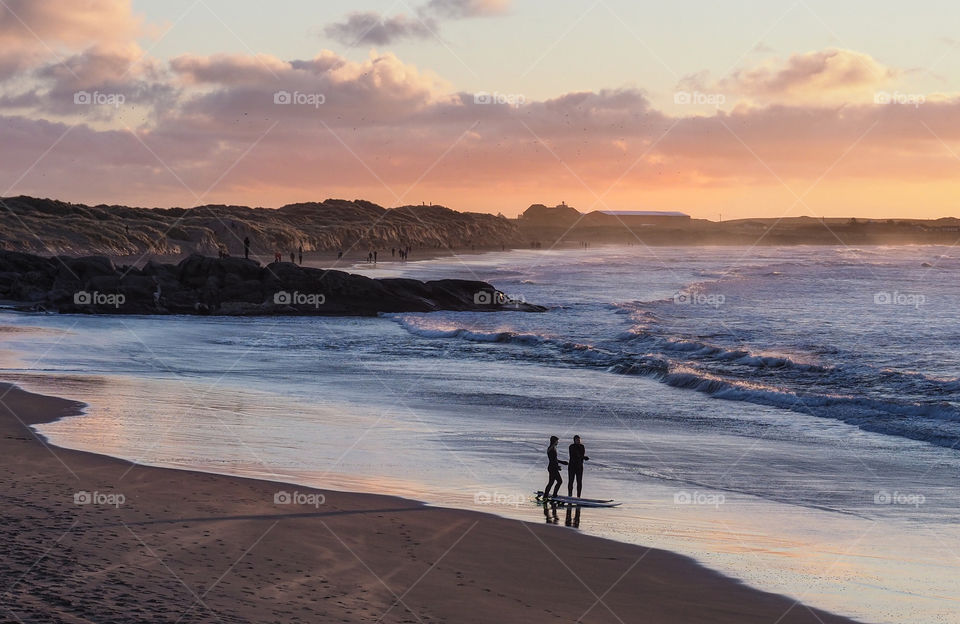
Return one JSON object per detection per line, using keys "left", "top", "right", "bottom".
{"left": 110, "top": 245, "right": 518, "bottom": 271}
{"left": 0, "top": 381, "right": 866, "bottom": 623}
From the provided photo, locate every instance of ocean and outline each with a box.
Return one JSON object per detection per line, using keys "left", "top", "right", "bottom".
{"left": 2, "top": 245, "right": 958, "bottom": 623}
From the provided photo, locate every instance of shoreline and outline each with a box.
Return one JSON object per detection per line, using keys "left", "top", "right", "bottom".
{"left": 0, "top": 380, "right": 866, "bottom": 623}
{"left": 110, "top": 245, "right": 520, "bottom": 271}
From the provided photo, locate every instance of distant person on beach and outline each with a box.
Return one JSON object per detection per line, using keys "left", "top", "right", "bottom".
{"left": 391, "top": 247, "right": 395, "bottom": 258}
{"left": 337, "top": 250, "right": 343, "bottom": 260}
{"left": 274, "top": 251, "right": 282, "bottom": 263}
{"left": 298, "top": 244, "right": 303, "bottom": 265}
{"left": 244, "top": 236, "right": 250, "bottom": 259}
{"left": 543, "top": 436, "right": 567, "bottom": 498}
{"left": 290, "top": 251, "right": 295, "bottom": 263}
{"left": 567, "top": 435, "right": 589, "bottom": 497}
{"left": 373, "top": 250, "right": 378, "bottom": 263}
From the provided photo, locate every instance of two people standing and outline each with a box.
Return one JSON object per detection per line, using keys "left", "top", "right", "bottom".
{"left": 543, "top": 435, "right": 590, "bottom": 498}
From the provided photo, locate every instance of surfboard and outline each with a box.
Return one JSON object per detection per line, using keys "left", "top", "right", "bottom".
{"left": 535, "top": 491, "right": 622, "bottom": 507}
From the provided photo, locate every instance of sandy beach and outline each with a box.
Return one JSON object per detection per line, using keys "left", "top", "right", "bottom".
{"left": 0, "top": 381, "right": 864, "bottom": 624}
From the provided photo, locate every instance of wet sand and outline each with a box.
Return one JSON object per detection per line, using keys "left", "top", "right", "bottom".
{"left": 0, "top": 381, "right": 865, "bottom": 623}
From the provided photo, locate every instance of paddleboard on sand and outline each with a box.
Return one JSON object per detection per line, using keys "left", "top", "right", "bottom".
{"left": 535, "top": 491, "right": 621, "bottom": 508}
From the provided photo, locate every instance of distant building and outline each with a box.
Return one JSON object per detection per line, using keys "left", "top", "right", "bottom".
{"left": 588, "top": 210, "right": 690, "bottom": 225}
{"left": 518, "top": 203, "right": 582, "bottom": 226}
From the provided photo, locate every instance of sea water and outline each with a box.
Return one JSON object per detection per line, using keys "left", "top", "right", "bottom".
{"left": 3, "top": 245, "right": 959, "bottom": 623}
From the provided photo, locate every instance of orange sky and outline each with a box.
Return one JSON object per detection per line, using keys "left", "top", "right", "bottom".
{"left": 1, "top": 1, "right": 959, "bottom": 219}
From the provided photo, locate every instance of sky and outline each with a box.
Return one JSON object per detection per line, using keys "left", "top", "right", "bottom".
{"left": 1, "top": 0, "right": 960, "bottom": 219}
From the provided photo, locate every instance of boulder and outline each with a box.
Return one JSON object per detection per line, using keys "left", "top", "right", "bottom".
{"left": 0, "top": 250, "right": 547, "bottom": 316}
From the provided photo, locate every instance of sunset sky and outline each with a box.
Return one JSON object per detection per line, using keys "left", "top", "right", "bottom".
{"left": 2, "top": 0, "right": 960, "bottom": 218}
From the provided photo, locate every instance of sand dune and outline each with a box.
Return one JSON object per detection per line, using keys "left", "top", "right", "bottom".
{"left": 0, "top": 196, "right": 520, "bottom": 257}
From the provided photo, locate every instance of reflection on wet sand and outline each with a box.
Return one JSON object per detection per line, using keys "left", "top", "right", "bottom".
{"left": 542, "top": 501, "right": 582, "bottom": 529}
{"left": 542, "top": 501, "right": 558, "bottom": 524}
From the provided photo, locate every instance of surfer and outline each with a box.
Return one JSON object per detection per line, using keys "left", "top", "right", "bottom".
{"left": 567, "top": 435, "right": 589, "bottom": 497}
{"left": 544, "top": 436, "right": 568, "bottom": 498}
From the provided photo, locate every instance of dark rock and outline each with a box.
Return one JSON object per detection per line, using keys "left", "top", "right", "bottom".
{"left": 0, "top": 250, "right": 547, "bottom": 316}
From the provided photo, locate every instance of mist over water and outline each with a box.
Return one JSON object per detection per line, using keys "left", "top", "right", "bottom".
{"left": 4, "top": 245, "right": 960, "bottom": 624}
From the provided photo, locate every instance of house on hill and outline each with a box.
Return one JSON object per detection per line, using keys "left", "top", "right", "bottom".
{"left": 518, "top": 202, "right": 582, "bottom": 226}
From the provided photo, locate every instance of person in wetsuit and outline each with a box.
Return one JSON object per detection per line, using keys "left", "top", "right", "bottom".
{"left": 567, "top": 435, "right": 589, "bottom": 497}
{"left": 544, "top": 436, "right": 567, "bottom": 498}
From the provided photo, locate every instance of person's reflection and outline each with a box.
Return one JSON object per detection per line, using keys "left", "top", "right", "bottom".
{"left": 564, "top": 505, "right": 581, "bottom": 528}
{"left": 542, "top": 501, "right": 559, "bottom": 524}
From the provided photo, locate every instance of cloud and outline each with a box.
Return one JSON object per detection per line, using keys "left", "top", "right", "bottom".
{"left": 12, "top": 84, "right": 960, "bottom": 216}
{"left": 324, "top": 12, "right": 437, "bottom": 47}
{"left": 0, "top": 0, "right": 140, "bottom": 45}
{"left": 749, "top": 42, "right": 775, "bottom": 54}
{"left": 323, "top": 0, "right": 510, "bottom": 47}
{"left": 3, "top": 33, "right": 960, "bottom": 217}
{"left": 171, "top": 53, "right": 290, "bottom": 85}
{"left": 169, "top": 50, "right": 455, "bottom": 125}
{"left": 710, "top": 48, "right": 898, "bottom": 105}
{"left": 424, "top": 0, "right": 510, "bottom": 19}
{"left": 0, "top": 1, "right": 167, "bottom": 120}
{"left": 0, "top": 42, "right": 173, "bottom": 121}
{"left": 0, "top": 0, "right": 143, "bottom": 81}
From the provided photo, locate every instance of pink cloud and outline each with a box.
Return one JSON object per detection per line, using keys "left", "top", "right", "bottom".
{"left": 1, "top": 32, "right": 960, "bottom": 217}
{"left": 0, "top": 0, "right": 141, "bottom": 45}
{"left": 682, "top": 48, "right": 898, "bottom": 106}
